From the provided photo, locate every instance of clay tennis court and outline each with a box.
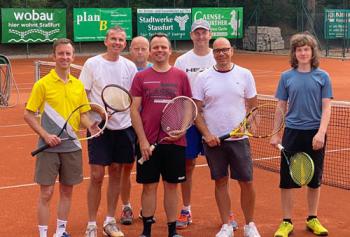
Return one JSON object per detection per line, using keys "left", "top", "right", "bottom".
{"left": 0, "top": 52, "right": 349, "bottom": 236}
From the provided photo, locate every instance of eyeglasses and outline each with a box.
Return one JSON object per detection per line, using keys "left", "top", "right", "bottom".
{"left": 213, "top": 47, "right": 231, "bottom": 54}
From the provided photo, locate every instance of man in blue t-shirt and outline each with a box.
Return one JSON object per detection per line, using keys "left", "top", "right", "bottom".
{"left": 270, "top": 32, "right": 333, "bottom": 237}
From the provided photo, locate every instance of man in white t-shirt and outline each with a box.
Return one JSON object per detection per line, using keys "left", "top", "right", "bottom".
{"left": 193, "top": 37, "right": 261, "bottom": 237}
{"left": 80, "top": 25, "right": 138, "bottom": 237}
{"left": 174, "top": 19, "right": 238, "bottom": 231}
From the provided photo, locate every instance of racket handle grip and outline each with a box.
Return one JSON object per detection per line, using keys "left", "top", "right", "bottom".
{"left": 277, "top": 144, "right": 284, "bottom": 151}
{"left": 31, "top": 144, "right": 50, "bottom": 157}
{"left": 137, "top": 145, "right": 156, "bottom": 165}
{"left": 218, "top": 134, "right": 231, "bottom": 141}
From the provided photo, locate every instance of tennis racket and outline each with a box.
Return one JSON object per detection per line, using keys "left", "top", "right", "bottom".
{"left": 101, "top": 84, "right": 132, "bottom": 115}
{"left": 277, "top": 144, "right": 315, "bottom": 186}
{"left": 219, "top": 103, "right": 284, "bottom": 141}
{"left": 31, "top": 102, "right": 108, "bottom": 156}
{"left": 138, "top": 96, "right": 198, "bottom": 165}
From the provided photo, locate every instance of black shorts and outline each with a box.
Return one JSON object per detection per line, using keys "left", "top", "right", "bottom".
{"left": 280, "top": 128, "right": 326, "bottom": 189}
{"left": 88, "top": 126, "right": 136, "bottom": 166}
{"left": 136, "top": 144, "right": 186, "bottom": 184}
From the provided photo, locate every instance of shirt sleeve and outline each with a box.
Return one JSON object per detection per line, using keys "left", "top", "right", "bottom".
{"left": 321, "top": 71, "right": 333, "bottom": 99}
{"left": 130, "top": 72, "right": 143, "bottom": 97}
{"left": 244, "top": 70, "right": 257, "bottom": 99}
{"left": 79, "top": 59, "right": 94, "bottom": 91}
{"left": 26, "top": 81, "right": 45, "bottom": 112}
{"left": 182, "top": 73, "right": 192, "bottom": 98}
{"left": 128, "top": 62, "right": 138, "bottom": 89}
{"left": 275, "top": 73, "right": 288, "bottom": 101}
{"left": 192, "top": 73, "right": 204, "bottom": 101}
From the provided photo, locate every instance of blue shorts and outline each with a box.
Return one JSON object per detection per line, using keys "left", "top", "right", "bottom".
{"left": 185, "top": 125, "right": 204, "bottom": 159}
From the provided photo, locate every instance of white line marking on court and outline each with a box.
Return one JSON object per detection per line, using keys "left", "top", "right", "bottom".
{"left": 0, "top": 123, "right": 28, "bottom": 128}
{"left": 0, "top": 133, "right": 36, "bottom": 138}
{"left": 0, "top": 164, "right": 210, "bottom": 191}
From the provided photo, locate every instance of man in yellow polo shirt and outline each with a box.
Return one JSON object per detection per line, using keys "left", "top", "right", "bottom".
{"left": 24, "top": 38, "right": 96, "bottom": 237}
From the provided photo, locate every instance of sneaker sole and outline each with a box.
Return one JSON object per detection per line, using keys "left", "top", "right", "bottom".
{"left": 176, "top": 220, "right": 192, "bottom": 229}
{"left": 306, "top": 226, "right": 328, "bottom": 236}
{"left": 103, "top": 230, "right": 125, "bottom": 237}
{"left": 120, "top": 219, "right": 133, "bottom": 225}
{"left": 274, "top": 229, "right": 293, "bottom": 237}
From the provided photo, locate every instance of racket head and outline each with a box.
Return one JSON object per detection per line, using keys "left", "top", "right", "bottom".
{"left": 31, "top": 102, "right": 108, "bottom": 156}
{"left": 245, "top": 103, "right": 284, "bottom": 138}
{"left": 289, "top": 152, "right": 315, "bottom": 186}
{"left": 101, "top": 84, "right": 132, "bottom": 112}
{"left": 64, "top": 102, "right": 108, "bottom": 141}
{"left": 160, "top": 96, "right": 198, "bottom": 136}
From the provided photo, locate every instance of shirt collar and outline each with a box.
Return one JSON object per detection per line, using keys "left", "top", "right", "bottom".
{"left": 50, "top": 69, "right": 73, "bottom": 83}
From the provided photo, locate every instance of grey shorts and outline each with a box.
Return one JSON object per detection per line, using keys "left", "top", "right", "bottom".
{"left": 203, "top": 139, "right": 253, "bottom": 181}
{"left": 34, "top": 150, "right": 83, "bottom": 186}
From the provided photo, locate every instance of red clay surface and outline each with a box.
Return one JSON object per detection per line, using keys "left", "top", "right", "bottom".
{"left": 0, "top": 53, "right": 349, "bottom": 236}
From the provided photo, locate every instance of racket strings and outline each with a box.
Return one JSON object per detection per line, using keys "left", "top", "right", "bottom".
{"left": 247, "top": 104, "right": 284, "bottom": 137}
{"left": 102, "top": 86, "right": 131, "bottom": 111}
{"left": 290, "top": 153, "right": 314, "bottom": 185}
{"left": 161, "top": 97, "right": 197, "bottom": 136}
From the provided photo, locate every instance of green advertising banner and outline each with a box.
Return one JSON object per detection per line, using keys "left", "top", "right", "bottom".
{"left": 73, "top": 8, "right": 132, "bottom": 42}
{"left": 192, "top": 7, "right": 243, "bottom": 39}
{"left": 1, "top": 8, "right": 66, "bottom": 43}
{"left": 137, "top": 9, "right": 191, "bottom": 40}
{"left": 324, "top": 9, "right": 350, "bottom": 39}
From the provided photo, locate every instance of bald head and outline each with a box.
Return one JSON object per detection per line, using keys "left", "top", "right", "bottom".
{"left": 213, "top": 37, "right": 231, "bottom": 49}
{"left": 212, "top": 37, "right": 233, "bottom": 70}
{"left": 130, "top": 36, "right": 150, "bottom": 69}
{"left": 130, "top": 36, "right": 149, "bottom": 48}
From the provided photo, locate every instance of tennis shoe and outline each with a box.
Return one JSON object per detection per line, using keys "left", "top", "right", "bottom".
{"left": 244, "top": 222, "right": 261, "bottom": 237}
{"left": 176, "top": 209, "right": 192, "bottom": 229}
{"left": 53, "top": 232, "right": 71, "bottom": 237}
{"left": 120, "top": 206, "right": 133, "bottom": 225}
{"left": 229, "top": 212, "right": 238, "bottom": 231}
{"left": 103, "top": 219, "right": 124, "bottom": 237}
{"left": 85, "top": 225, "right": 97, "bottom": 237}
{"left": 274, "top": 221, "right": 293, "bottom": 237}
{"left": 216, "top": 224, "right": 234, "bottom": 237}
{"left": 306, "top": 218, "right": 328, "bottom": 236}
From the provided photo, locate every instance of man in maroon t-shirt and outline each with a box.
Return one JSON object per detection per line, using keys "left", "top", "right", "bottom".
{"left": 130, "top": 33, "right": 191, "bottom": 237}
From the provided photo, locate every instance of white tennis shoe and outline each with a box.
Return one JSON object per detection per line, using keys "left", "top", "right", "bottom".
{"left": 243, "top": 222, "right": 261, "bottom": 237}
{"left": 216, "top": 224, "right": 234, "bottom": 237}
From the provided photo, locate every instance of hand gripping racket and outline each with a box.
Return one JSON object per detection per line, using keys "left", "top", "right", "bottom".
{"left": 219, "top": 103, "right": 284, "bottom": 141}
{"left": 101, "top": 84, "right": 132, "bottom": 114}
{"left": 277, "top": 144, "right": 315, "bottom": 186}
{"left": 138, "top": 96, "right": 198, "bottom": 165}
{"left": 31, "top": 102, "right": 108, "bottom": 156}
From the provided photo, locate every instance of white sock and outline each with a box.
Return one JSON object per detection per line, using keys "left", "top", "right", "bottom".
{"left": 183, "top": 205, "right": 191, "bottom": 211}
{"left": 56, "top": 219, "right": 67, "bottom": 236}
{"left": 88, "top": 221, "right": 97, "bottom": 227}
{"left": 38, "top": 225, "right": 48, "bottom": 237}
{"left": 104, "top": 216, "right": 115, "bottom": 225}
{"left": 122, "top": 202, "right": 131, "bottom": 210}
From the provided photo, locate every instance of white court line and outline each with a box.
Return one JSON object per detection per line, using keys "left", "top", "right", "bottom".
{"left": 0, "top": 123, "right": 28, "bottom": 128}
{"left": 0, "top": 164, "right": 210, "bottom": 191}
{"left": 0, "top": 133, "right": 36, "bottom": 138}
